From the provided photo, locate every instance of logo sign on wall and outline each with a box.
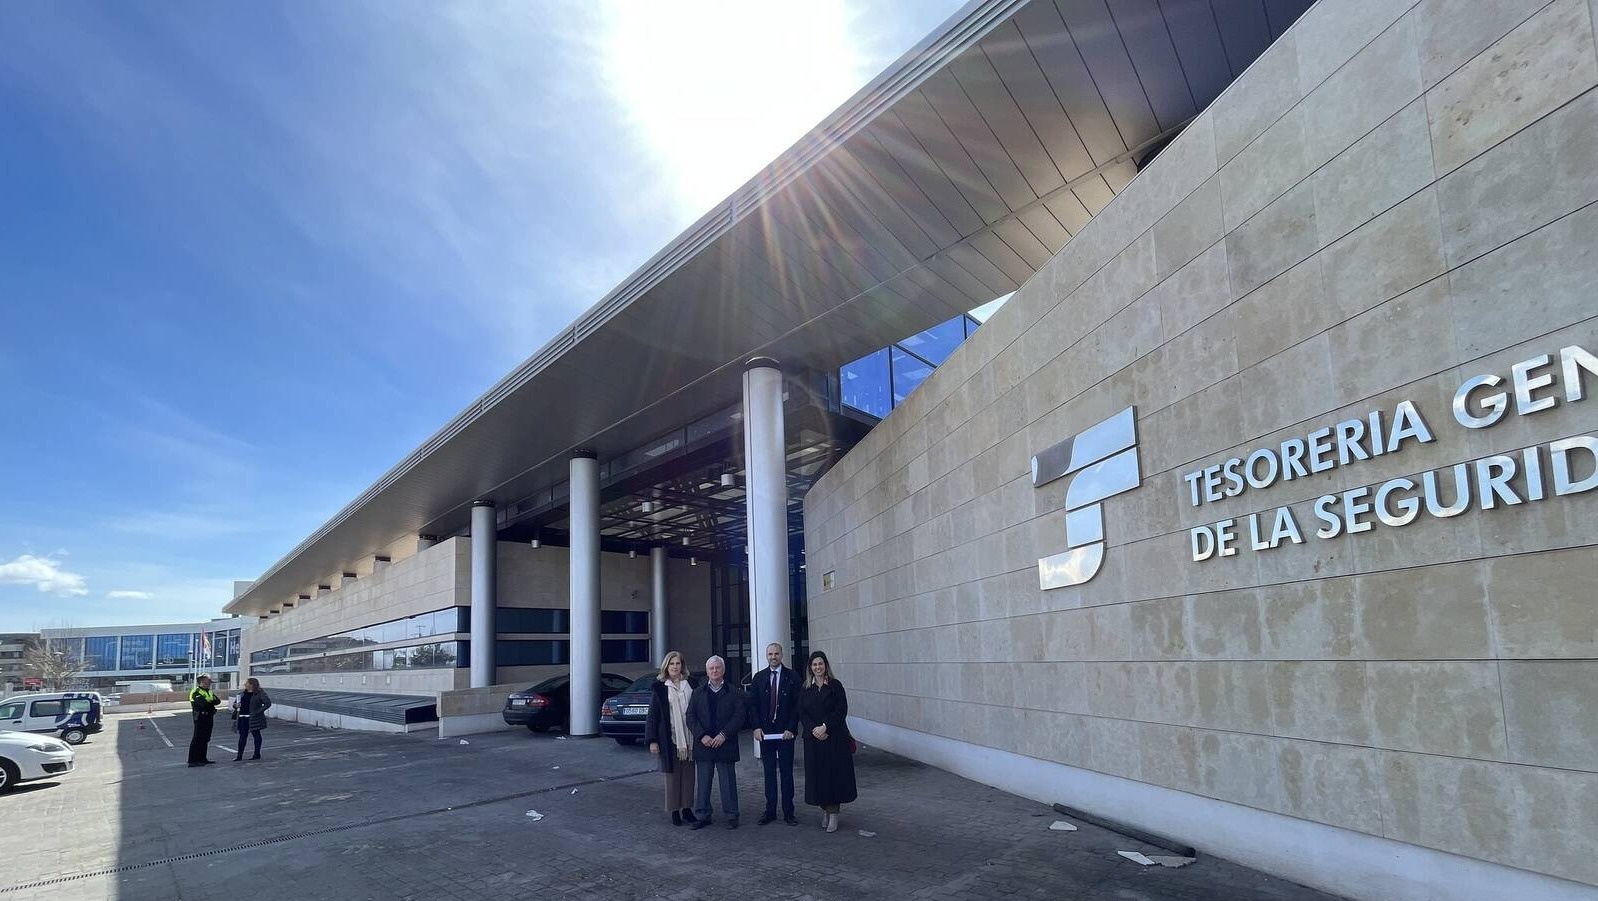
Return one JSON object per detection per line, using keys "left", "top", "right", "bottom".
{"left": 1032, "top": 407, "right": 1141, "bottom": 589}
{"left": 1185, "top": 344, "right": 1596, "bottom": 561}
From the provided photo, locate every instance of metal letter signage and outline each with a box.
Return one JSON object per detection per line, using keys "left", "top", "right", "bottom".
{"left": 1032, "top": 407, "right": 1141, "bottom": 589}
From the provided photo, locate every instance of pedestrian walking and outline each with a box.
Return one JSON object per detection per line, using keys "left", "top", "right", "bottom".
{"left": 187, "top": 674, "right": 220, "bottom": 767}
{"left": 685, "top": 655, "right": 750, "bottom": 830}
{"left": 798, "top": 651, "right": 857, "bottom": 833}
{"left": 645, "top": 651, "right": 700, "bottom": 826}
{"left": 231, "top": 677, "right": 271, "bottom": 761}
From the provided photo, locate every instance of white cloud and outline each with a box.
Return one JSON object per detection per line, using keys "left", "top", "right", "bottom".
{"left": 0, "top": 554, "right": 89, "bottom": 597}
{"left": 107, "top": 590, "right": 155, "bottom": 600}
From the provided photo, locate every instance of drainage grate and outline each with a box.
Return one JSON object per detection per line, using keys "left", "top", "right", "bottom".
{"left": 0, "top": 768, "right": 655, "bottom": 894}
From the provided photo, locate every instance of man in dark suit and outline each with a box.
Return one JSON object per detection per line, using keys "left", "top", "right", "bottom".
{"left": 686, "top": 655, "right": 750, "bottom": 830}
{"left": 749, "top": 642, "right": 801, "bottom": 826}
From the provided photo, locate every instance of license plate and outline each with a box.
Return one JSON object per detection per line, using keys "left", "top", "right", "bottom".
{"left": 624, "top": 706, "right": 647, "bottom": 716}
{"left": 511, "top": 699, "right": 527, "bottom": 707}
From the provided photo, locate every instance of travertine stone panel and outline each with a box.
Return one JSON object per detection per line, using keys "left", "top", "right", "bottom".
{"left": 1311, "top": 99, "right": 1436, "bottom": 245}
{"left": 1212, "top": 31, "right": 1301, "bottom": 165}
{"left": 1225, "top": 180, "right": 1319, "bottom": 295}
{"left": 1219, "top": 107, "right": 1307, "bottom": 230}
{"left": 1417, "top": 0, "right": 1552, "bottom": 88}
{"left": 1500, "top": 659, "right": 1598, "bottom": 769}
{"left": 1487, "top": 546, "right": 1598, "bottom": 658}
{"left": 1294, "top": 0, "right": 1421, "bottom": 94}
{"left": 1445, "top": 200, "right": 1598, "bottom": 358}
{"left": 1299, "top": 11, "right": 1423, "bottom": 170}
{"left": 1425, "top": 0, "right": 1598, "bottom": 174}
{"left": 1435, "top": 90, "right": 1598, "bottom": 265}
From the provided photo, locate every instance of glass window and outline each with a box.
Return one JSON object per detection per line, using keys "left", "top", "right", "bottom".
{"left": 0, "top": 703, "right": 23, "bottom": 719}
{"left": 625, "top": 674, "right": 656, "bottom": 692}
{"left": 600, "top": 611, "right": 648, "bottom": 634}
{"left": 840, "top": 348, "right": 890, "bottom": 418}
{"left": 601, "top": 639, "right": 649, "bottom": 665}
{"left": 119, "top": 635, "right": 154, "bottom": 670}
{"left": 899, "top": 316, "right": 966, "bottom": 366}
{"left": 497, "top": 608, "right": 567, "bottom": 634}
{"left": 890, "top": 347, "right": 935, "bottom": 408}
{"left": 496, "top": 640, "right": 567, "bottom": 666}
{"left": 529, "top": 674, "right": 568, "bottom": 692}
{"left": 156, "top": 634, "right": 192, "bottom": 668}
{"left": 67, "top": 698, "right": 93, "bottom": 713}
{"left": 83, "top": 636, "right": 118, "bottom": 671}
{"left": 30, "top": 700, "right": 65, "bottom": 717}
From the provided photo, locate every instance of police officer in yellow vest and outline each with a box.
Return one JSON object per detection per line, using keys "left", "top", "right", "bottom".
{"left": 188, "top": 675, "right": 220, "bottom": 767}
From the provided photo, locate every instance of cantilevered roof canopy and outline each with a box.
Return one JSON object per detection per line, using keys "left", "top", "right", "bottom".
{"left": 229, "top": 0, "right": 1313, "bottom": 616}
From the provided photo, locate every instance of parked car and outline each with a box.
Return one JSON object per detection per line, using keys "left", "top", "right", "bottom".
{"left": 0, "top": 692, "right": 103, "bottom": 745}
{"left": 599, "top": 674, "right": 656, "bottom": 745}
{"left": 600, "top": 672, "right": 706, "bottom": 745}
{"left": 503, "top": 673, "right": 634, "bottom": 732}
{"left": 0, "top": 730, "right": 74, "bottom": 793}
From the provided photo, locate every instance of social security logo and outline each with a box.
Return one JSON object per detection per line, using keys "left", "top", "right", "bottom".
{"left": 1031, "top": 406, "right": 1141, "bottom": 589}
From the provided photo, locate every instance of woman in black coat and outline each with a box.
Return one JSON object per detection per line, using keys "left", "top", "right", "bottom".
{"left": 798, "top": 651, "right": 857, "bottom": 833}
{"left": 644, "top": 651, "right": 698, "bottom": 826}
{"left": 231, "top": 677, "right": 271, "bottom": 761}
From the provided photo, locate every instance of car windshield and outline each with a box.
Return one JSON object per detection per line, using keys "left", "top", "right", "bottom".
{"left": 624, "top": 675, "right": 655, "bottom": 692}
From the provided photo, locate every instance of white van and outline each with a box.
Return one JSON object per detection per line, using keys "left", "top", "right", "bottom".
{"left": 0, "top": 692, "right": 104, "bottom": 745}
{"left": 118, "top": 680, "right": 173, "bottom": 695}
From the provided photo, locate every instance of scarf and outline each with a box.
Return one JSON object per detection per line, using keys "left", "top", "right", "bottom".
{"left": 666, "top": 677, "right": 693, "bottom": 761}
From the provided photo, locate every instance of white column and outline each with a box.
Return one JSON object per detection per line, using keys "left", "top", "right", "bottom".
{"left": 568, "top": 452, "right": 601, "bottom": 737}
{"left": 650, "top": 546, "right": 668, "bottom": 664}
{"left": 742, "top": 357, "right": 790, "bottom": 665}
{"left": 469, "top": 501, "right": 497, "bottom": 688}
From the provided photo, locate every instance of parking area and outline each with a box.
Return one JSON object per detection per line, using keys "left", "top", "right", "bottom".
{"left": 0, "top": 711, "right": 1346, "bottom": 901}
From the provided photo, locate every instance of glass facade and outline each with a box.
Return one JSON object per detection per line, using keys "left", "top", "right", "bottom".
{"left": 83, "top": 636, "right": 118, "bottom": 672}
{"left": 250, "top": 608, "right": 463, "bottom": 664}
{"left": 252, "top": 641, "right": 464, "bottom": 676}
{"left": 155, "top": 633, "right": 192, "bottom": 668}
{"left": 839, "top": 312, "right": 982, "bottom": 419}
{"left": 118, "top": 635, "right": 154, "bottom": 670}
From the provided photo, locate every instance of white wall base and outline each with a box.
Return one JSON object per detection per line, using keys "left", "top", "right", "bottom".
{"left": 268, "top": 704, "right": 429, "bottom": 734}
{"left": 437, "top": 712, "right": 518, "bottom": 738}
{"left": 850, "top": 718, "right": 1596, "bottom": 901}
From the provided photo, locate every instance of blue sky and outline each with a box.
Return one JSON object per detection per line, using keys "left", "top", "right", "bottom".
{"left": 0, "top": 1, "right": 971, "bottom": 632}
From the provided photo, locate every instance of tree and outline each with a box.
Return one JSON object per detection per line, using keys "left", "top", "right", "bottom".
{"left": 24, "top": 641, "right": 82, "bottom": 690}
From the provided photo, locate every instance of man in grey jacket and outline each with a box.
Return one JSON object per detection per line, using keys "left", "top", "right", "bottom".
{"left": 685, "top": 656, "right": 751, "bottom": 830}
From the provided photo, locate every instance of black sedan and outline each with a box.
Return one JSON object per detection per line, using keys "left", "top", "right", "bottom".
{"left": 600, "top": 672, "right": 704, "bottom": 745}
{"left": 503, "top": 672, "right": 635, "bottom": 732}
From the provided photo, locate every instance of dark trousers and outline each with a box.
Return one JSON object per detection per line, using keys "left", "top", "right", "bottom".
{"left": 693, "top": 759, "right": 739, "bottom": 822}
{"left": 188, "top": 714, "right": 214, "bottom": 763}
{"left": 760, "top": 738, "right": 795, "bottom": 817}
{"left": 235, "top": 720, "right": 262, "bottom": 758}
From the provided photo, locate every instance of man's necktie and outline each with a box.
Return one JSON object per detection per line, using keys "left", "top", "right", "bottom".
{"left": 769, "top": 670, "right": 779, "bottom": 722}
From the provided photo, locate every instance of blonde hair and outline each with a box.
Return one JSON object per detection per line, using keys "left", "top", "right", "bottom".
{"left": 656, "top": 650, "right": 686, "bottom": 682}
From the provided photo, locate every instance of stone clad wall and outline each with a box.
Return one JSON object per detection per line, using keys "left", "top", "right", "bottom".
{"left": 805, "top": 0, "right": 1598, "bottom": 894}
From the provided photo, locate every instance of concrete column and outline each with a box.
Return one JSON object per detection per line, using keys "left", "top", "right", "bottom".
{"left": 469, "top": 501, "right": 497, "bottom": 688}
{"left": 742, "top": 357, "right": 790, "bottom": 665}
{"left": 650, "top": 546, "right": 668, "bottom": 664}
{"left": 568, "top": 452, "right": 601, "bottom": 737}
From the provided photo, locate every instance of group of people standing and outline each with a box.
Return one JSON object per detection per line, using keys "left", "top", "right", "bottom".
{"left": 645, "top": 644, "right": 858, "bottom": 833}
{"left": 186, "top": 675, "right": 272, "bottom": 766}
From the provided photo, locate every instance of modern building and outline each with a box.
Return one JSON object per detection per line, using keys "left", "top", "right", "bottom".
{"left": 0, "top": 633, "right": 41, "bottom": 693}
{"left": 41, "top": 619, "right": 247, "bottom": 690}
{"left": 224, "top": 0, "right": 1596, "bottom": 898}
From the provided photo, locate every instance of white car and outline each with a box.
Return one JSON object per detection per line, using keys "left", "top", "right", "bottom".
{"left": 0, "top": 730, "right": 74, "bottom": 793}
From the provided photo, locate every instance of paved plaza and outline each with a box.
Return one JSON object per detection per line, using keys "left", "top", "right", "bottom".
{"left": 0, "top": 711, "right": 1348, "bottom": 901}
